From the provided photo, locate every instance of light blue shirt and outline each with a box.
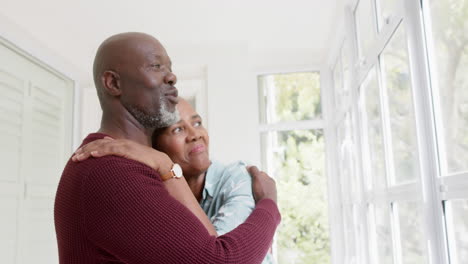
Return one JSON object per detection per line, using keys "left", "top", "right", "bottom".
{"left": 200, "top": 160, "right": 274, "bottom": 264}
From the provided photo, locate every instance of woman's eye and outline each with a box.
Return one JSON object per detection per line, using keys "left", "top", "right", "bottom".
{"left": 173, "top": 127, "right": 183, "bottom": 133}
{"left": 151, "top": 64, "right": 161, "bottom": 69}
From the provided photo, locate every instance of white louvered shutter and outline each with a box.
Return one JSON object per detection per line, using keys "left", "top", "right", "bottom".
{"left": 0, "top": 41, "right": 74, "bottom": 264}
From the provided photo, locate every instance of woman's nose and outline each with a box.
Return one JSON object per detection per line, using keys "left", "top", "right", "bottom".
{"left": 186, "top": 127, "right": 201, "bottom": 142}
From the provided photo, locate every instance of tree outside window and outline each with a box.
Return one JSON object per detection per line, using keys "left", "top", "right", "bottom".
{"left": 259, "top": 72, "right": 330, "bottom": 264}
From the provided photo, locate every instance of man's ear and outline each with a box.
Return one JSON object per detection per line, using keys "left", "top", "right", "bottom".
{"left": 101, "top": 70, "right": 121, "bottom": 96}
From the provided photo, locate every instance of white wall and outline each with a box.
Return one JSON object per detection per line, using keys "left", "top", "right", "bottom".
{"left": 204, "top": 44, "right": 261, "bottom": 166}
{"left": 80, "top": 87, "right": 102, "bottom": 139}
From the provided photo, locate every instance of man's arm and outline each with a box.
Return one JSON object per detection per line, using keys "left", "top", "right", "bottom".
{"left": 82, "top": 157, "right": 280, "bottom": 264}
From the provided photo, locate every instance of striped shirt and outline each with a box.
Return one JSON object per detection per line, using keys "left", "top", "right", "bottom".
{"left": 200, "top": 160, "right": 274, "bottom": 264}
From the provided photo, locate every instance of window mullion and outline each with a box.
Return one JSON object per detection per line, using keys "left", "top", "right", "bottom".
{"left": 259, "top": 120, "right": 324, "bottom": 133}
{"left": 345, "top": 4, "right": 373, "bottom": 264}
{"left": 404, "top": 0, "right": 449, "bottom": 263}
{"left": 322, "top": 65, "right": 346, "bottom": 264}
{"left": 377, "top": 56, "right": 396, "bottom": 188}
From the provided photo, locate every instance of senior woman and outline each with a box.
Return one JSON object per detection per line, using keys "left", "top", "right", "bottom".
{"left": 73, "top": 99, "right": 274, "bottom": 264}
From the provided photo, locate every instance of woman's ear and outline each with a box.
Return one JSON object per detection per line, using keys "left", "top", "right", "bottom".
{"left": 101, "top": 70, "right": 121, "bottom": 96}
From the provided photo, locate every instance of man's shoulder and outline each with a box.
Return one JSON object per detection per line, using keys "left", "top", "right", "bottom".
{"left": 87, "top": 156, "right": 159, "bottom": 180}
{"left": 73, "top": 133, "right": 160, "bottom": 180}
{"left": 80, "top": 132, "right": 110, "bottom": 146}
{"left": 61, "top": 155, "right": 160, "bottom": 188}
{"left": 63, "top": 156, "right": 163, "bottom": 204}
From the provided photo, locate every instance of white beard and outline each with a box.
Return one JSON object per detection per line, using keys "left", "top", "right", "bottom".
{"left": 124, "top": 97, "right": 180, "bottom": 129}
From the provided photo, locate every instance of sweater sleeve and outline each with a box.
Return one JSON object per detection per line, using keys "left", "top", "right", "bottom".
{"left": 81, "top": 157, "right": 280, "bottom": 264}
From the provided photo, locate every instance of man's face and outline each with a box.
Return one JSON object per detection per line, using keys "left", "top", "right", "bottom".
{"left": 153, "top": 100, "right": 210, "bottom": 177}
{"left": 119, "top": 38, "right": 179, "bottom": 129}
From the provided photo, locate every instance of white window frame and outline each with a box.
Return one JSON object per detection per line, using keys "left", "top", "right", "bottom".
{"left": 325, "top": 0, "right": 461, "bottom": 263}
{"left": 257, "top": 68, "right": 337, "bottom": 263}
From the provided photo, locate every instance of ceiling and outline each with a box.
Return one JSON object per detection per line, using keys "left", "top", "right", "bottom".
{"left": 0, "top": 0, "right": 344, "bottom": 84}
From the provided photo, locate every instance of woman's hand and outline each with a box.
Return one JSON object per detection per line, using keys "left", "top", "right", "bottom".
{"left": 72, "top": 137, "right": 173, "bottom": 175}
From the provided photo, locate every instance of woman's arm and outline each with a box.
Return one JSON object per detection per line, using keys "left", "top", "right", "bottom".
{"left": 206, "top": 162, "right": 256, "bottom": 235}
{"left": 72, "top": 138, "right": 217, "bottom": 236}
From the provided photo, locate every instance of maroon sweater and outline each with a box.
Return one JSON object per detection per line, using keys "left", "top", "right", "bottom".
{"left": 54, "top": 133, "right": 280, "bottom": 264}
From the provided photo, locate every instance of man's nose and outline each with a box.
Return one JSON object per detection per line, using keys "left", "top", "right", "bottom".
{"left": 164, "top": 72, "right": 177, "bottom": 86}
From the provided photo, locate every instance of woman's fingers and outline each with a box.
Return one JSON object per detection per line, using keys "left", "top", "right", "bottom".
{"left": 72, "top": 152, "right": 90, "bottom": 161}
{"left": 71, "top": 138, "right": 116, "bottom": 162}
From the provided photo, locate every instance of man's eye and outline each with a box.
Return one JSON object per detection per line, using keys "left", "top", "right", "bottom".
{"left": 173, "top": 127, "right": 183, "bottom": 133}
{"left": 151, "top": 64, "right": 161, "bottom": 69}
{"left": 194, "top": 121, "right": 202, "bottom": 127}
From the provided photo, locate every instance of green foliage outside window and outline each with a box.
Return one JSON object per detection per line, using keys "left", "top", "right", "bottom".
{"left": 430, "top": 0, "right": 468, "bottom": 174}
{"left": 275, "top": 129, "right": 329, "bottom": 264}
{"left": 260, "top": 72, "right": 330, "bottom": 264}
{"left": 273, "top": 73, "right": 322, "bottom": 121}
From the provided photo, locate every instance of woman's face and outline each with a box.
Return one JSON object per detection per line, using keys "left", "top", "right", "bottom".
{"left": 153, "top": 99, "right": 210, "bottom": 177}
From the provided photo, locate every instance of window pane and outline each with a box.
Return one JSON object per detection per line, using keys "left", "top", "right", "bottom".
{"left": 337, "top": 113, "right": 360, "bottom": 200}
{"left": 381, "top": 23, "right": 420, "bottom": 185}
{"left": 334, "top": 41, "right": 352, "bottom": 108}
{"left": 426, "top": 0, "right": 468, "bottom": 174}
{"left": 258, "top": 72, "right": 321, "bottom": 124}
{"left": 445, "top": 200, "right": 468, "bottom": 263}
{"left": 355, "top": 0, "right": 377, "bottom": 58}
{"left": 343, "top": 205, "right": 359, "bottom": 262}
{"left": 342, "top": 39, "right": 352, "bottom": 95}
{"left": 360, "top": 68, "right": 387, "bottom": 189}
{"left": 261, "top": 129, "right": 330, "bottom": 264}
{"left": 376, "top": 0, "right": 398, "bottom": 30}
{"left": 333, "top": 55, "right": 344, "bottom": 107}
{"left": 369, "top": 204, "right": 394, "bottom": 264}
{"left": 395, "top": 202, "right": 427, "bottom": 264}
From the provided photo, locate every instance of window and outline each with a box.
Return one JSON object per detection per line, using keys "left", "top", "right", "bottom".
{"left": 394, "top": 202, "right": 427, "bottom": 264}
{"left": 258, "top": 72, "right": 330, "bottom": 264}
{"left": 376, "top": 0, "right": 398, "bottom": 31}
{"left": 444, "top": 200, "right": 468, "bottom": 263}
{"left": 354, "top": 0, "right": 377, "bottom": 60}
{"left": 424, "top": 1, "right": 468, "bottom": 263}
{"left": 359, "top": 67, "right": 386, "bottom": 190}
{"left": 327, "top": 0, "right": 462, "bottom": 263}
{"left": 368, "top": 203, "right": 393, "bottom": 264}
{"left": 348, "top": 1, "right": 430, "bottom": 261}
{"left": 426, "top": 0, "right": 468, "bottom": 175}
{"left": 258, "top": 72, "right": 321, "bottom": 124}
{"left": 380, "top": 23, "right": 420, "bottom": 185}
{"left": 339, "top": 134, "right": 362, "bottom": 264}
{"left": 334, "top": 40, "right": 352, "bottom": 112}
